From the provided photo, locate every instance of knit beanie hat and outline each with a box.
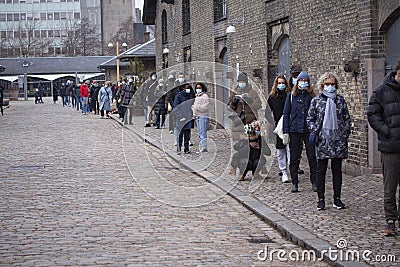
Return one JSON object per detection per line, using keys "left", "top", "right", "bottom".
{"left": 237, "top": 72, "right": 248, "bottom": 83}
{"left": 297, "top": 70, "right": 310, "bottom": 81}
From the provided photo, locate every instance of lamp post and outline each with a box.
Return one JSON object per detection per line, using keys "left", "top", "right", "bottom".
{"left": 108, "top": 41, "right": 128, "bottom": 82}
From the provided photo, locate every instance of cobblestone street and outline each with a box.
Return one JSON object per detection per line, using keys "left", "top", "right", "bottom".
{"left": 0, "top": 99, "right": 328, "bottom": 266}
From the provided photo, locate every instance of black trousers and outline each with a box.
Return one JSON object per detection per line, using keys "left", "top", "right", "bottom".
{"left": 381, "top": 152, "right": 400, "bottom": 222}
{"left": 178, "top": 129, "right": 191, "bottom": 152}
{"left": 289, "top": 132, "right": 317, "bottom": 186}
{"left": 316, "top": 158, "right": 343, "bottom": 200}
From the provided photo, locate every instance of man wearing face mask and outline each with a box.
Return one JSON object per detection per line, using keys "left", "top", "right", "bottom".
{"left": 169, "top": 72, "right": 187, "bottom": 145}
{"left": 307, "top": 72, "right": 350, "bottom": 211}
{"left": 166, "top": 70, "right": 178, "bottom": 134}
{"left": 120, "top": 77, "right": 137, "bottom": 125}
{"left": 227, "top": 72, "right": 262, "bottom": 141}
{"left": 283, "top": 70, "right": 317, "bottom": 193}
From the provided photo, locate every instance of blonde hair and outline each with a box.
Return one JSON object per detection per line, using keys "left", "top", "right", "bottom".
{"left": 268, "top": 74, "right": 290, "bottom": 97}
{"left": 316, "top": 72, "right": 340, "bottom": 92}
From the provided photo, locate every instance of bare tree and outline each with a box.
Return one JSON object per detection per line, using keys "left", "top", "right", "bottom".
{"left": 79, "top": 18, "right": 102, "bottom": 56}
{"left": 6, "top": 20, "right": 44, "bottom": 57}
{"left": 105, "top": 16, "right": 142, "bottom": 55}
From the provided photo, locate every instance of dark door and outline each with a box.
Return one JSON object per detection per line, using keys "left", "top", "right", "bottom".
{"left": 278, "top": 36, "right": 290, "bottom": 78}
{"left": 386, "top": 16, "right": 400, "bottom": 73}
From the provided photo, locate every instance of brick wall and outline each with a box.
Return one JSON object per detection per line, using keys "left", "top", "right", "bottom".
{"left": 152, "top": 0, "right": 400, "bottom": 175}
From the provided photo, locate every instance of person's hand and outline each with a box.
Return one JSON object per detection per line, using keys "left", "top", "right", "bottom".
{"left": 232, "top": 97, "right": 240, "bottom": 106}
{"left": 180, "top": 117, "right": 186, "bottom": 122}
{"left": 282, "top": 134, "right": 290, "bottom": 145}
{"left": 250, "top": 141, "right": 260, "bottom": 149}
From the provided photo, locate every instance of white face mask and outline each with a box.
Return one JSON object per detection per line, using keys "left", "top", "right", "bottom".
{"left": 238, "top": 82, "right": 247, "bottom": 89}
{"left": 178, "top": 77, "right": 185, "bottom": 83}
{"left": 185, "top": 89, "right": 191, "bottom": 94}
{"left": 196, "top": 89, "right": 202, "bottom": 94}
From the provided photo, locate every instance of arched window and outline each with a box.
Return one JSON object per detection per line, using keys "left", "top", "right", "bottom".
{"left": 161, "top": 10, "right": 168, "bottom": 44}
{"left": 182, "top": 0, "right": 191, "bottom": 34}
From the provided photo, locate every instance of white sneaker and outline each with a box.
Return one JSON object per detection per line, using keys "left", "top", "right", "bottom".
{"left": 282, "top": 172, "right": 289, "bottom": 183}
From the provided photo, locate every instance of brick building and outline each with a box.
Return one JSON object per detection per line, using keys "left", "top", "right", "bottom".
{"left": 143, "top": 0, "right": 400, "bottom": 175}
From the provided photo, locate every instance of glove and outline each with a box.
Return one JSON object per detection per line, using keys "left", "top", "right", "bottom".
{"left": 309, "top": 132, "right": 319, "bottom": 144}
{"left": 282, "top": 134, "right": 290, "bottom": 145}
{"left": 232, "top": 97, "right": 240, "bottom": 106}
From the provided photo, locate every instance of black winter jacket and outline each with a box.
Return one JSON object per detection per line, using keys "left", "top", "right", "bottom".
{"left": 367, "top": 71, "right": 400, "bottom": 153}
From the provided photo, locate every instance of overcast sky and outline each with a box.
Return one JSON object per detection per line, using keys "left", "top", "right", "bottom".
{"left": 136, "top": 0, "right": 144, "bottom": 10}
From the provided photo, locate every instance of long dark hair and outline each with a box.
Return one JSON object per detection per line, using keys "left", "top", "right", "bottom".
{"left": 195, "top": 82, "right": 208, "bottom": 93}
{"left": 268, "top": 74, "right": 290, "bottom": 97}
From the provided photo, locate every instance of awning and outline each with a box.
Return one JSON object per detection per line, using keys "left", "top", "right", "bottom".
{"left": 0, "top": 76, "right": 18, "bottom": 82}
{"left": 28, "top": 73, "right": 104, "bottom": 81}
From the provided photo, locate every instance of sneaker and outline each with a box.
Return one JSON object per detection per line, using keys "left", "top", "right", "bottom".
{"left": 317, "top": 199, "right": 325, "bottom": 210}
{"left": 184, "top": 150, "right": 191, "bottom": 154}
{"left": 333, "top": 199, "right": 346, "bottom": 209}
{"left": 239, "top": 175, "right": 245, "bottom": 181}
{"left": 282, "top": 172, "right": 289, "bottom": 183}
{"left": 201, "top": 148, "right": 208, "bottom": 153}
{"left": 298, "top": 168, "right": 305, "bottom": 174}
{"left": 312, "top": 183, "right": 318, "bottom": 192}
{"left": 384, "top": 220, "right": 396, "bottom": 237}
{"left": 169, "top": 130, "right": 173, "bottom": 134}
{"left": 145, "top": 123, "right": 151, "bottom": 127}
{"left": 177, "top": 151, "right": 181, "bottom": 155}
{"left": 291, "top": 184, "right": 299, "bottom": 193}
{"left": 189, "top": 142, "right": 194, "bottom": 146}
{"left": 278, "top": 171, "right": 283, "bottom": 176}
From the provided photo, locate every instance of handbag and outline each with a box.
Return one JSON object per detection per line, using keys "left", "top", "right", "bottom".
{"left": 273, "top": 116, "right": 284, "bottom": 140}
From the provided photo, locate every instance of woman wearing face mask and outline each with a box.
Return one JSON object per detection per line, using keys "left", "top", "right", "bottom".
{"left": 307, "top": 72, "right": 350, "bottom": 211}
{"left": 268, "top": 74, "right": 291, "bottom": 183}
{"left": 192, "top": 83, "right": 210, "bottom": 153}
{"left": 282, "top": 70, "right": 317, "bottom": 193}
{"left": 227, "top": 72, "right": 262, "bottom": 140}
{"left": 153, "top": 79, "right": 168, "bottom": 129}
{"left": 173, "top": 83, "right": 195, "bottom": 154}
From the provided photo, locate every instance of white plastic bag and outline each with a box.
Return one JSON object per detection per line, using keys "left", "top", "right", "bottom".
{"left": 273, "top": 116, "right": 284, "bottom": 140}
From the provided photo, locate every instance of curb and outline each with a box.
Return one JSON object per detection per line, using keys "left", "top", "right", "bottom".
{"left": 111, "top": 115, "right": 370, "bottom": 267}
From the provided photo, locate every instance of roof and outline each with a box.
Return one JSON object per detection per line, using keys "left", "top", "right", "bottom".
{"left": 0, "top": 56, "right": 113, "bottom": 76}
{"left": 99, "top": 39, "right": 156, "bottom": 68}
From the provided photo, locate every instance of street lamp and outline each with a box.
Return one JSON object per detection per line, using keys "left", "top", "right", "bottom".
{"left": 108, "top": 41, "right": 127, "bottom": 82}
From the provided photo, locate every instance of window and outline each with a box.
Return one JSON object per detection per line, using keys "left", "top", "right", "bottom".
{"left": 13, "top": 0, "right": 19, "bottom": 3}
{"left": 6, "top": 0, "right": 12, "bottom": 3}
{"left": 54, "top": 12, "right": 59, "bottom": 20}
{"left": 7, "top": 14, "right": 13, "bottom": 21}
{"left": 0, "top": 14, "right": 6, "bottom": 21}
{"left": 20, "top": 13, "right": 26, "bottom": 20}
{"left": 214, "top": 0, "right": 226, "bottom": 21}
{"left": 47, "top": 13, "right": 53, "bottom": 20}
{"left": 161, "top": 10, "right": 168, "bottom": 44}
{"left": 41, "top": 13, "right": 47, "bottom": 20}
{"left": 1, "top": 31, "right": 6, "bottom": 38}
{"left": 182, "top": 0, "right": 190, "bottom": 34}
{"left": 0, "top": 0, "right": 5, "bottom": 3}
{"left": 14, "top": 13, "right": 19, "bottom": 21}
{"left": 48, "top": 30, "right": 53, "bottom": 37}
{"left": 74, "top": 12, "right": 80, "bottom": 19}
{"left": 183, "top": 46, "right": 191, "bottom": 74}
{"left": 89, "top": 12, "right": 96, "bottom": 24}
{"left": 61, "top": 12, "right": 66, "bottom": 20}
{"left": 41, "top": 30, "right": 47, "bottom": 37}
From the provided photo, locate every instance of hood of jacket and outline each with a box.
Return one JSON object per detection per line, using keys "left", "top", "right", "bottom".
{"left": 384, "top": 71, "right": 400, "bottom": 91}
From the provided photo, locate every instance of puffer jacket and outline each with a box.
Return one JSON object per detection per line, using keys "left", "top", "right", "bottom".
{"left": 367, "top": 71, "right": 400, "bottom": 153}
{"left": 307, "top": 93, "right": 351, "bottom": 159}
{"left": 283, "top": 90, "right": 313, "bottom": 134}
{"left": 173, "top": 90, "right": 194, "bottom": 130}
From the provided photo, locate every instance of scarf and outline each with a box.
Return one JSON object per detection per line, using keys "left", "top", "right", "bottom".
{"left": 321, "top": 90, "right": 338, "bottom": 145}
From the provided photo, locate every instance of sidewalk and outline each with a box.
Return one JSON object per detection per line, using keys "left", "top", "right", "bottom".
{"left": 113, "top": 113, "right": 398, "bottom": 267}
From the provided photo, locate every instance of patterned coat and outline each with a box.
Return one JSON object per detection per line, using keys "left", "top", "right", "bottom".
{"left": 307, "top": 94, "right": 351, "bottom": 159}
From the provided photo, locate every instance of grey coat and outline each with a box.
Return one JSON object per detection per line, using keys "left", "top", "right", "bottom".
{"left": 307, "top": 94, "right": 351, "bottom": 159}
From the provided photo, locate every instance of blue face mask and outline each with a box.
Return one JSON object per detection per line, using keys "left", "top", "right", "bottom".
{"left": 292, "top": 78, "right": 298, "bottom": 86}
{"left": 298, "top": 81, "right": 309, "bottom": 89}
{"left": 196, "top": 89, "right": 202, "bottom": 94}
{"left": 185, "top": 89, "right": 191, "bottom": 94}
{"left": 277, "top": 84, "right": 286, "bottom": 90}
{"left": 255, "top": 130, "right": 261, "bottom": 135}
{"left": 324, "top": 85, "right": 336, "bottom": 93}
{"left": 238, "top": 82, "right": 247, "bottom": 90}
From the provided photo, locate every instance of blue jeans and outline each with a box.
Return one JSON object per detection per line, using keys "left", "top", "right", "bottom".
{"left": 81, "top": 97, "right": 89, "bottom": 113}
{"left": 196, "top": 116, "right": 208, "bottom": 150}
{"left": 76, "top": 96, "right": 82, "bottom": 110}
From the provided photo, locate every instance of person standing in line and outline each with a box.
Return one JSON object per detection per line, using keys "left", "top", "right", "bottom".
{"left": 74, "top": 82, "right": 81, "bottom": 111}
{"left": 60, "top": 82, "right": 66, "bottom": 106}
{"left": 65, "top": 80, "right": 71, "bottom": 107}
{"left": 140, "top": 72, "right": 157, "bottom": 127}
{"left": 80, "top": 80, "right": 90, "bottom": 115}
{"left": 268, "top": 74, "right": 291, "bottom": 183}
{"left": 153, "top": 79, "right": 167, "bottom": 129}
{"left": 120, "top": 77, "right": 136, "bottom": 125}
{"left": 71, "top": 81, "right": 76, "bottom": 108}
{"left": 98, "top": 81, "right": 113, "bottom": 119}
{"left": 192, "top": 82, "right": 210, "bottom": 153}
{"left": 282, "top": 70, "right": 317, "bottom": 193}
{"left": 307, "top": 72, "right": 351, "bottom": 211}
{"left": 166, "top": 71, "right": 178, "bottom": 134}
{"left": 90, "top": 80, "right": 100, "bottom": 114}
{"left": 173, "top": 83, "right": 195, "bottom": 154}
{"left": 38, "top": 82, "right": 44, "bottom": 103}
{"left": 368, "top": 59, "right": 400, "bottom": 236}
{"left": 52, "top": 85, "right": 58, "bottom": 104}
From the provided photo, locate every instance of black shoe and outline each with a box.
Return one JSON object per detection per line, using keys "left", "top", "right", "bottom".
{"left": 333, "top": 199, "right": 346, "bottom": 209}
{"left": 298, "top": 168, "right": 304, "bottom": 174}
{"left": 278, "top": 171, "right": 283, "bottom": 176}
{"left": 291, "top": 184, "right": 299, "bottom": 193}
{"left": 177, "top": 151, "right": 181, "bottom": 155}
{"left": 317, "top": 199, "right": 325, "bottom": 210}
{"left": 201, "top": 148, "right": 208, "bottom": 152}
{"left": 155, "top": 126, "right": 160, "bottom": 129}
{"left": 384, "top": 220, "right": 397, "bottom": 236}
{"left": 144, "top": 123, "right": 151, "bottom": 127}
{"left": 312, "top": 183, "right": 317, "bottom": 192}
